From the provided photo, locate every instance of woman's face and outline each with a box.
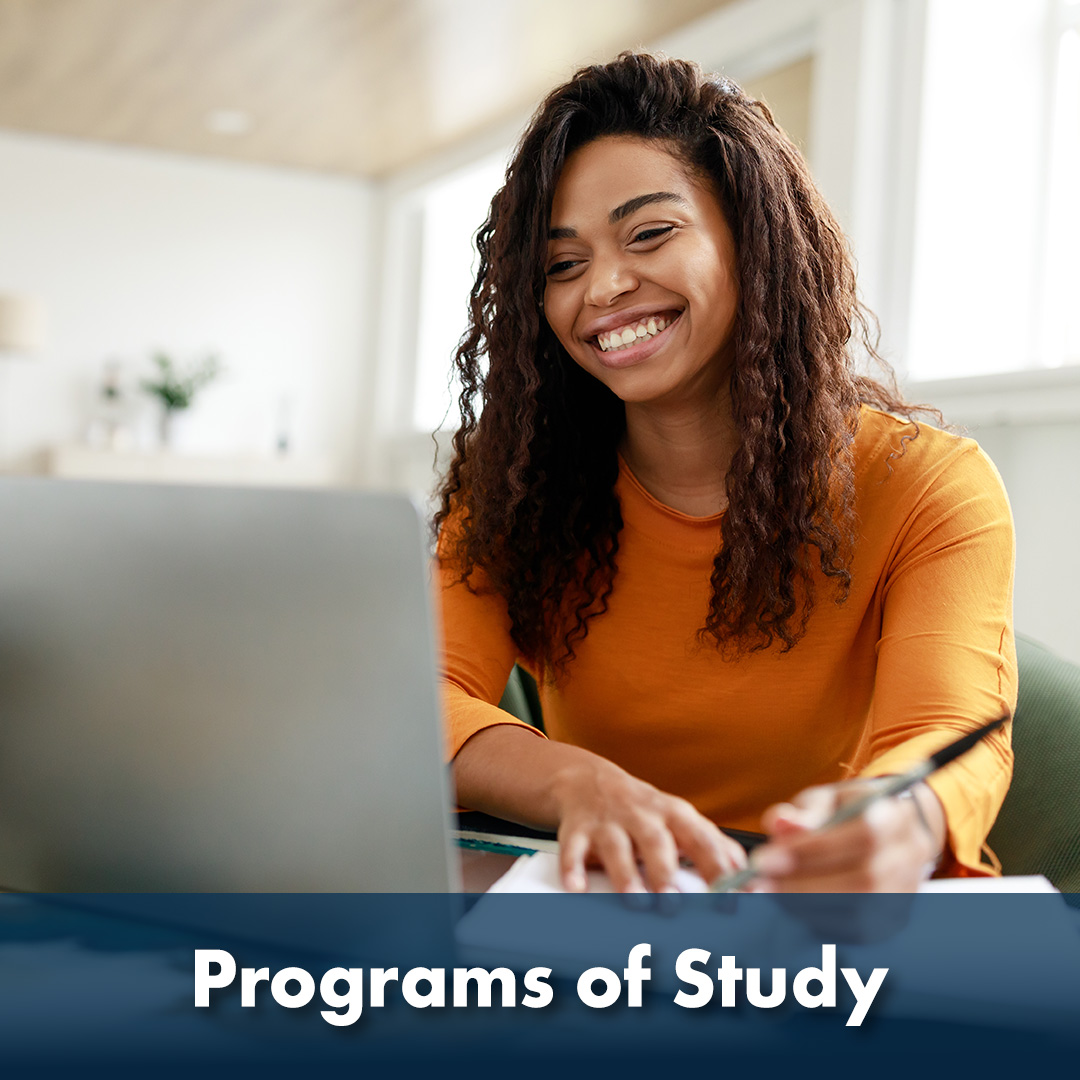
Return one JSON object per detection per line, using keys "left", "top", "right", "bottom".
{"left": 543, "top": 135, "right": 739, "bottom": 410}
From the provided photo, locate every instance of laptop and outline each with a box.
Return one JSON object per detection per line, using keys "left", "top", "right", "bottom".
{"left": 0, "top": 477, "right": 460, "bottom": 893}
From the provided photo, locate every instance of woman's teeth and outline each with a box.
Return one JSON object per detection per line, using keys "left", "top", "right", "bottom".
{"left": 596, "top": 315, "right": 673, "bottom": 353}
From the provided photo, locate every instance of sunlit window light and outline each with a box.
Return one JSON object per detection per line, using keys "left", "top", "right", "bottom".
{"left": 413, "top": 152, "right": 507, "bottom": 433}
{"left": 1041, "top": 27, "right": 1080, "bottom": 368}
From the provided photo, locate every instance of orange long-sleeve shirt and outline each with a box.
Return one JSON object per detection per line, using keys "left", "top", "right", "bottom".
{"left": 439, "top": 408, "right": 1016, "bottom": 876}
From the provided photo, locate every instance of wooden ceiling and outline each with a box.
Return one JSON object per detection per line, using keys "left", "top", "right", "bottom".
{"left": 0, "top": 0, "right": 735, "bottom": 177}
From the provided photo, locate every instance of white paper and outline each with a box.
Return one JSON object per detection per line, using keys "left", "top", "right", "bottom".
{"left": 486, "top": 850, "right": 1058, "bottom": 894}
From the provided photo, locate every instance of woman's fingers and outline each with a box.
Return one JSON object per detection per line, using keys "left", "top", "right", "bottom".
{"left": 559, "top": 822, "right": 647, "bottom": 893}
{"left": 756, "top": 782, "right": 937, "bottom": 892}
{"left": 754, "top": 824, "right": 877, "bottom": 888}
{"left": 759, "top": 812, "right": 879, "bottom": 874}
{"left": 558, "top": 828, "right": 591, "bottom": 892}
{"left": 631, "top": 818, "right": 681, "bottom": 893}
{"left": 552, "top": 759, "right": 748, "bottom": 892}
{"left": 668, "top": 801, "right": 746, "bottom": 882}
{"left": 759, "top": 840, "right": 924, "bottom": 893}
{"left": 761, "top": 785, "right": 837, "bottom": 834}
{"left": 593, "top": 825, "right": 648, "bottom": 893}
{"left": 558, "top": 804, "right": 742, "bottom": 893}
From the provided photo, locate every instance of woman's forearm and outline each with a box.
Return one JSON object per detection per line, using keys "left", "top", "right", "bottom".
{"left": 451, "top": 724, "right": 608, "bottom": 830}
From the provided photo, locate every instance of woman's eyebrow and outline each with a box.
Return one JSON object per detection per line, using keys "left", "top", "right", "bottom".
{"left": 609, "top": 191, "right": 688, "bottom": 223}
{"left": 548, "top": 191, "right": 690, "bottom": 239}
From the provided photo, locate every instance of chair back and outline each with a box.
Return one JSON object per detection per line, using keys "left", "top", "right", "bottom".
{"left": 498, "top": 664, "right": 544, "bottom": 732}
{"left": 987, "top": 635, "right": 1080, "bottom": 894}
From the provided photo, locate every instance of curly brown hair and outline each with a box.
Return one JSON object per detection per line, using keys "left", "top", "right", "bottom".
{"left": 435, "top": 51, "right": 923, "bottom": 674}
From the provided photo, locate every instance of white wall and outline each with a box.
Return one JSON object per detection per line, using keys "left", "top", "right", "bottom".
{"left": 0, "top": 131, "right": 375, "bottom": 480}
{"left": 979, "top": 421, "right": 1080, "bottom": 666}
{"left": 907, "top": 368, "right": 1080, "bottom": 666}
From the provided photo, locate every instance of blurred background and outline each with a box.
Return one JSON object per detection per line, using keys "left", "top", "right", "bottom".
{"left": 0, "top": 0, "right": 1077, "bottom": 661}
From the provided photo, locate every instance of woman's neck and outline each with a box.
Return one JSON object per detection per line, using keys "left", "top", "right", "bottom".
{"left": 620, "top": 396, "right": 738, "bottom": 518}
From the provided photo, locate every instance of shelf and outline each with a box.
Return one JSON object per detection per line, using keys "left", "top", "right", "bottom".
{"left": 45, "top": 444, "right": 339, "bottom": 488}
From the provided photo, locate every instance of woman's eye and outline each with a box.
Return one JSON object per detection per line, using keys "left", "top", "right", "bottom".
{"left": 632, "top": 225, "right": 674, "bottom": 244}
{"left": 546, "top": 259, "right": 580, "bottom": 277}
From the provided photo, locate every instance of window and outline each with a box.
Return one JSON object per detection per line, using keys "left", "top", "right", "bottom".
{"left": 1041, "top": 1, "right": 1080, "bottom": 368}
{"left": 412, "top": 150, "right": 507, "bottom": 433}
{"left": 906, "top": 0, "right": 1080, "bottom": 381}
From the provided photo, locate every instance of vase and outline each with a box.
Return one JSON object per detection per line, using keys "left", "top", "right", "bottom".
{"left": 158, "top": 408, "right": 187, "bottom": 450}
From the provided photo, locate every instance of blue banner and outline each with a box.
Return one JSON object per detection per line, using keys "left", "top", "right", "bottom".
{"left": 2, "top": 892, "right": 1078, "bottom": 1077}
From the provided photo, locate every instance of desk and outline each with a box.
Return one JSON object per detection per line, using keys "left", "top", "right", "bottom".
{"left": 459, "top": 848, "right": 518, "bottom": 892}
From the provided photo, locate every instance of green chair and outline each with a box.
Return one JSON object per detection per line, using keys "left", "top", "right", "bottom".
{"left": 497, "top": 664, "right": 544, "bottom": 733}
{"left": 987, "top": 634, "right": 1080, "bottom": 895}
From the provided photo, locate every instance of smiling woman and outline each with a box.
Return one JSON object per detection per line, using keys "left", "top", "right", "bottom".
{"left": 433, "top": 53, "right": 1016, "bottom": 895}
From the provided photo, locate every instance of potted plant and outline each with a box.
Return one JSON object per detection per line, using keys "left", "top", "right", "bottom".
{"left": 141, "top": 351, "right": 221, "bottom": 449}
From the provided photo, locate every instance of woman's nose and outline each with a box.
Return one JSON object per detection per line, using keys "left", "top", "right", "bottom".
{"left": 583, "top": 254, "right": 639, "bottom": 307}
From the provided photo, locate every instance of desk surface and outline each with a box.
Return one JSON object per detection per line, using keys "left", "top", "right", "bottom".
{"left": 460, "top": 848, "right": 518, "bottom": 892}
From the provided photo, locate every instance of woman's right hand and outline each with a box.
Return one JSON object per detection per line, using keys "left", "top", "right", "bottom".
{"left": 550, "top": 755, "right": 747, "bottom": 893}
{"left": 453, "top": 724, "right": 746, "bottom": 893}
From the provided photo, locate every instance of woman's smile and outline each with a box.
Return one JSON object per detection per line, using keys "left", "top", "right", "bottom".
{"left": 590, "top": 310, "right": 684, "bottom": 368}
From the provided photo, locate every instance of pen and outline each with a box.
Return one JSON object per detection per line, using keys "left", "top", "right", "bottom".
{"left": 710, "top": 714, "right": 1010, "bottom": 893}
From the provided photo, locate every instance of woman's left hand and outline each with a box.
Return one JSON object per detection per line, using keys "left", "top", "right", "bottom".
{"left": 752, "top": 779, "right": 946, "bottom": 892}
